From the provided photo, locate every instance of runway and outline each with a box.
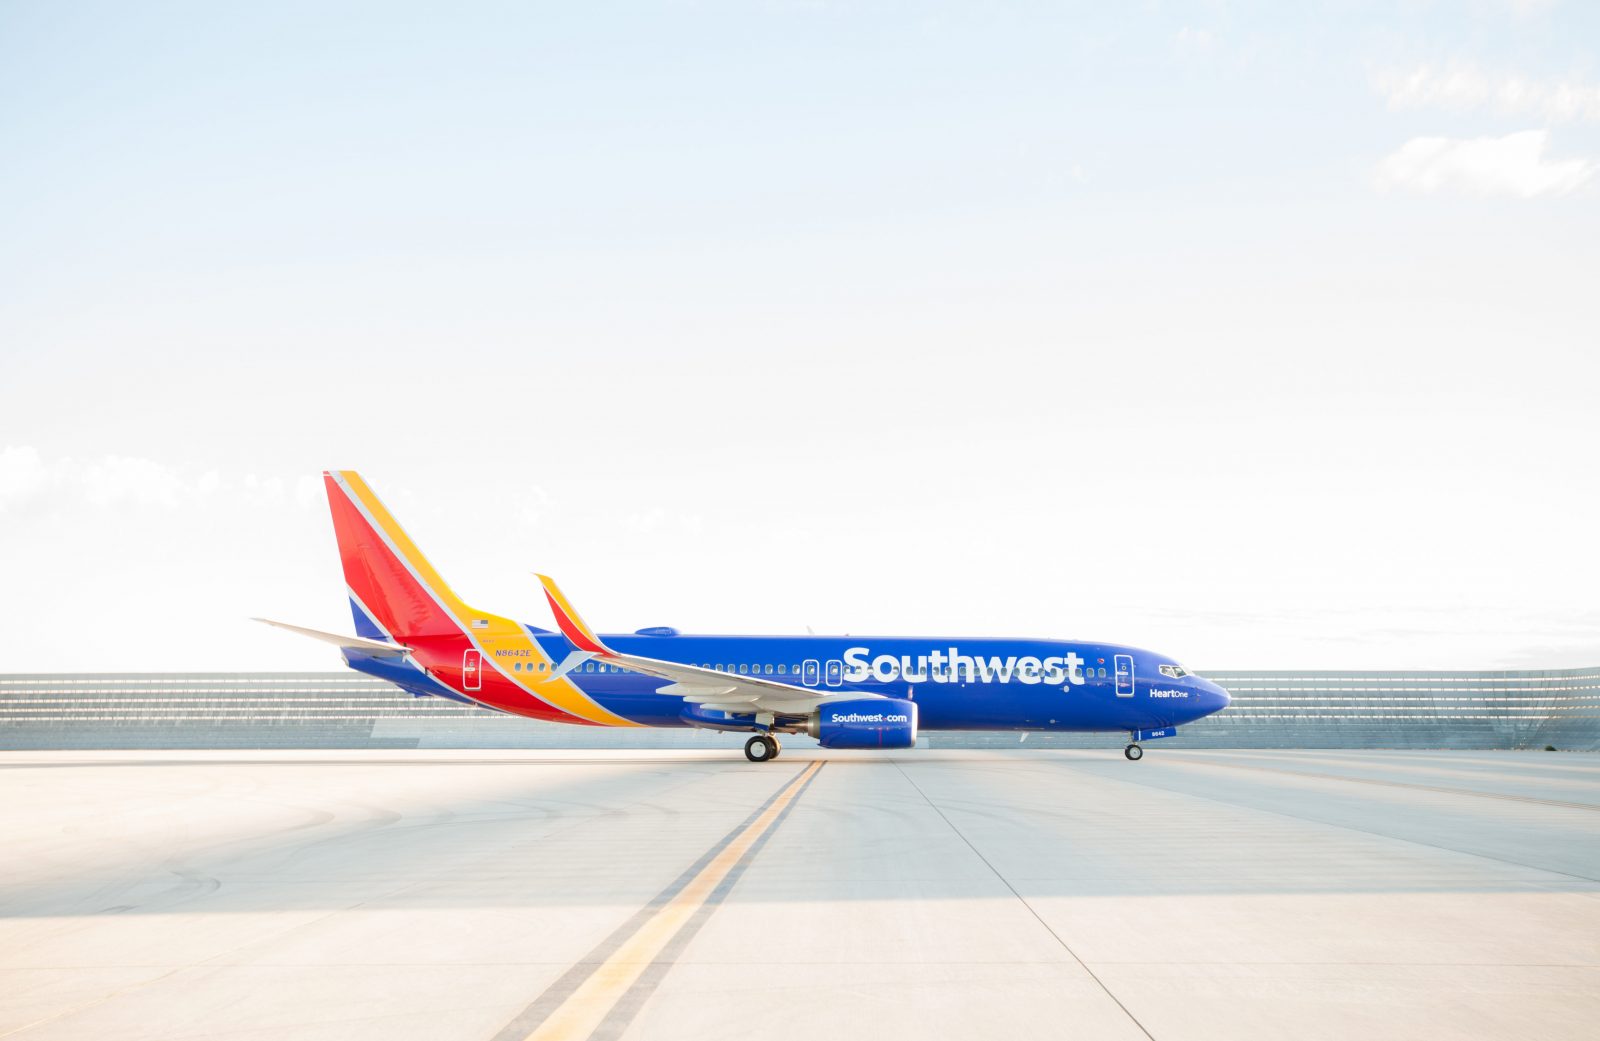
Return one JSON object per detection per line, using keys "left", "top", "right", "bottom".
{"left": 2, "top": 749, "right": 1596, "bottom": 1041}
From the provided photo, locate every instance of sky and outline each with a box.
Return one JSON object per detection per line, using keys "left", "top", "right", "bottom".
{"left": 2, "top": 1, "right": 1597, "bottom": 673}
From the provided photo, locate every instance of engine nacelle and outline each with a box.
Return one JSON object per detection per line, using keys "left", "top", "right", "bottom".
{"left": 807, "top": 698, "right": 918, "bottom": 749}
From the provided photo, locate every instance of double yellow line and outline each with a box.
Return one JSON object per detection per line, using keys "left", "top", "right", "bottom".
{"left": 515, "top": 760, "right": 824, "bottom": 1041}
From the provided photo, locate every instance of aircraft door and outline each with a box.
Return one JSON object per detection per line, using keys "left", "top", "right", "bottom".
{"left": 1114, "top": 654, "right": 1134, "bottom": 697}
{"left": 825, "top": 660, "right": 843, "bottom": 687}
{"left": 463, "top": 649, "right": 483, "bottom": 691}
{"left": 802, "top": 659, "right": 820, "bottom": 686}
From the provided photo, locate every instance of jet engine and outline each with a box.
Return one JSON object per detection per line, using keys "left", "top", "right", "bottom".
{"left": 807, "top": 698, "right": 918, "bottom": 749}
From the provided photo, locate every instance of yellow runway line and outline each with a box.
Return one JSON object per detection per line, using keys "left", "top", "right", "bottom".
{"left": 524, "top": 760, "right": 823, "bottom": 1041}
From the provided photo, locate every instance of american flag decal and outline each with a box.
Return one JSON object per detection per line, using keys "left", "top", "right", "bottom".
{"left": 472, "top": 619, "right": 489, "bottom": 629}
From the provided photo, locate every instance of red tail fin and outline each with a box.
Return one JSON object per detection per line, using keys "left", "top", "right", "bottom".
{"left": 324, "top": 470, "right": 505, "bottom": 641}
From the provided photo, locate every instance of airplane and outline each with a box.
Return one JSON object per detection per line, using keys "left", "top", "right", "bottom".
{"left": 257, "top": 471, "right": 1231, "bottom": 762}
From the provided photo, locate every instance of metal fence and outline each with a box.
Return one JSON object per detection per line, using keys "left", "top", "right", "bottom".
{"left": 2, "top": 668, "right": 1597, "bottom": 750}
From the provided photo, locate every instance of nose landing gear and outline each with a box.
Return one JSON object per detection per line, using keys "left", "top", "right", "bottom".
{"left": 744, "top": 735, "right": 780, "bottom": 762}
{"left": 1124, "top": 743, "right": 1144, "bottom": 761}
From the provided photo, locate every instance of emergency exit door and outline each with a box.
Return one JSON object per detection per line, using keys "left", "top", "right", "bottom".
{"left": 1114, "top": 654, "right": 1134, "bottom": 697}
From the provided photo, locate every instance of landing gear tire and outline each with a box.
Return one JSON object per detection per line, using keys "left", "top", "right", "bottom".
{"left": 744, "top": 735, "right": 778, "bottom": 763}
{"left": 1124, "top": 743, "right": 1144, "bottom": 761}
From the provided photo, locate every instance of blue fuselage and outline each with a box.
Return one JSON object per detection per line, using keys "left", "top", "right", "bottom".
{"left": 355, "top": 631, "right": 1231, "bottom": 735}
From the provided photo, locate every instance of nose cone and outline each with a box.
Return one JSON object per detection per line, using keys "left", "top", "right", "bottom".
{"left": 1200, "top": 678, "right": 1231, "bottom": 715}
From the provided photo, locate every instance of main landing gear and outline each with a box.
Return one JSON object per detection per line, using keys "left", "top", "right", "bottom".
{"left": 1124, "top": 743, "right": 1144, "bottom": 761}
{"left": 744, "top": 735, "right": 780, "bottom": 762}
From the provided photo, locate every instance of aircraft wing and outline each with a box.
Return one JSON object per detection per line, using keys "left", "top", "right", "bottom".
{"left": 600, "top": 650, "right": 850, "bottom": 715}
{"left": 253, "top": 618, "right": 408, "bottom": 656}
{"left": 536, "top": 575, "right": 869, "bottom": 718}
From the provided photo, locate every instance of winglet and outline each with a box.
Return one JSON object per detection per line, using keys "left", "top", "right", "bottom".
{"left": 536, "top": 575, "right": 612, "bottom": 655}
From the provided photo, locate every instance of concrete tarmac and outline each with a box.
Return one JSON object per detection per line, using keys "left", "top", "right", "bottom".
{"left": 1, "top": 749, "right": 1596, "bottom": 1041}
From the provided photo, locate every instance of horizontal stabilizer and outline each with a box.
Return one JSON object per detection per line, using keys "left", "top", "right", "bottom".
{"left": 252, "top": 618, "right": 407, "bottom": 655}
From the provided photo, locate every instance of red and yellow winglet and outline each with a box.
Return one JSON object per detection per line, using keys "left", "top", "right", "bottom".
{"left": 537, "top": 574, "right": 613, "bottom": 655}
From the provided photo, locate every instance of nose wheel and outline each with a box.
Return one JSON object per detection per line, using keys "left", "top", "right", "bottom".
{"left": 1124, "top": 743, "right": 1144, "bottom": 761}
{"left": 744, "top": 735, "right": 780, "bottom": 762}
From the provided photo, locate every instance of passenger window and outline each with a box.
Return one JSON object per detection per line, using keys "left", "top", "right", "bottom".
{"left": 778, "top": 664, "right": 786, "bottom": 675}
{"left": 1098, "top": 667, "right": 1107, "bottom": 678}
{"left": 764, "top": 665, "right": 773, "bottom": 675}
{"left": 739, "top": 664, "right": 748, "bottom": 674}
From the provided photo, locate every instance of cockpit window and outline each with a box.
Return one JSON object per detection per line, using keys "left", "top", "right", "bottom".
{"left": 1158, "top": 664, "right": 1190, "bottom": 679}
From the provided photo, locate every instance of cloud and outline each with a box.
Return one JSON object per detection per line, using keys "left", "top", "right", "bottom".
{"left": 1378, "top": 64, "right": 1600, "bottom": 123}
{"left": 1174, "top": 26, "right": 1214, "bottom": 58}
{"left": 81, "top": 456, "right": 187, "bottom": 509}
{"left": 1373, "top": 130, "right": 1597, "bottom": 198}
{"left": 0, "top": 446, "right": 321, "bottom": 515}
{"left": 0, "top": 446, "right": 51, "bottom": 509}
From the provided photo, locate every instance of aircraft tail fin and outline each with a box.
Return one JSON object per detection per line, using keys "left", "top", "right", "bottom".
{"left": 323, "top": 470, "right": 516, "bottom": 642}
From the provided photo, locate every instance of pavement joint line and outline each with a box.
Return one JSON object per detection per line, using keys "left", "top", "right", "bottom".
{"left": 491, "top": 760, "right": 824, "bottom": 1041}
{"left": 0, "top": 891, "right": 387, "bottom": 1041}
{"left": 890, "top": 760, "right": 1158, "bottom": 1041}
{"left": 1165, "top": 757, "right": 1600, "bottom": 812}
{"left": 1050, "top": 758, "right": 1600, "bottom": 888}
{"left": 0, "top": 764, "right": 722, "bottom": 1037}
